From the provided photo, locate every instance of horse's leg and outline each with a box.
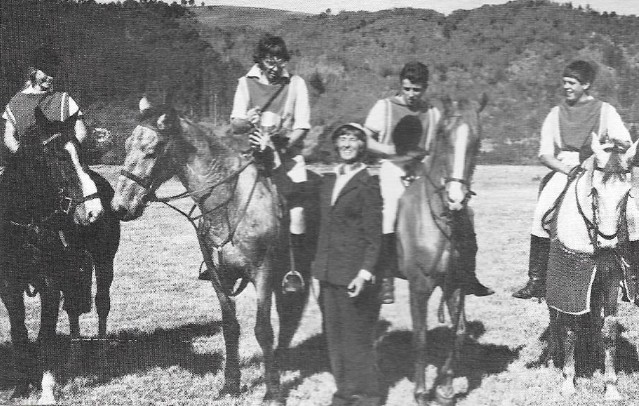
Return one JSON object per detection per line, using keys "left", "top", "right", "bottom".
{"left": 435, "top": 289, "right": 467, "bottom": 405}
{"left": 0, "top": 278, "right": 35, "bottom": 398}
{"left": 37, "top": 280, "right": 61, "bottom": 405}
{"left": 210, "top": 280, "right": 241, "bottom": 397}
{"left": 547, "top": 307, "right": 561, "bottom": 368}
{"left": 602, "top": 276, "right": 621, "bottom": 401}
{"left": 253, "top": 266, "right": 282, "bottom": 405}
{"left": 560, "top": 313, "right": 577, "bottom": 397}
{"left": 409, "top": 283, "right": 431, "bottom": 406}
{"left": 588, "top": 277, "right": 605, "bottom": 374}
{"left": 94, "top": 259, "right": 114, "bottom": 338}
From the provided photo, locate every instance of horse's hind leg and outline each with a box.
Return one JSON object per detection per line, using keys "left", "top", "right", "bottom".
{"left": 409, "top": 286, "right": 431, "bottom": 406}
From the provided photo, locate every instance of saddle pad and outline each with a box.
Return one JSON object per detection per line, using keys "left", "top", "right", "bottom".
{"left": 546, "top": 238, "right": 596, "bottom": 315}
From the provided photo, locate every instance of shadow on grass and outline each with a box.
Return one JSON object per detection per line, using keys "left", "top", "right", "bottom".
{"left": 0, "top": 321, "right": 225, "bottom": 390}
{"left": 529, "top": 322, "right": 639, "bottom": 377}
{"left": 376, "top": 320, "right": 521, "bottom": 393}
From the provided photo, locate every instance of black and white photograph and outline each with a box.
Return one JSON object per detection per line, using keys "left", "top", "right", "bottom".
{"left": 1, "top": 0, "right": 639, "bottom": 404}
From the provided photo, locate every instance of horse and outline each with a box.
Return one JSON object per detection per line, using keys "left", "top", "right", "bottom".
{"left": 396, "top": 95, "right": 487, "bottom": 406}
{"left": 0, "top": 133, "right": 119, "bottom": 405}
{"left": 110, "top": 99, "right": 312, "bottom": 405}
{"left": 545, "top": 134, "right": 638, "bottom": 401}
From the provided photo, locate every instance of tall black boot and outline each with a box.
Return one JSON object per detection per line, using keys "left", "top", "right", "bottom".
{"left": 377, "top": 233, "right": 396, "bottom": 304}
{"left": 452, "top": 210, "right": 494, "bottom": 297}
{"left": 512, "top": 235, "right": 550, "bottom": 299}
{"left": 282, "top": 233, "right": 306, "bottom": 294}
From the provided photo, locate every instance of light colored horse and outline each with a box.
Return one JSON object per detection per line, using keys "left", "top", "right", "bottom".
{"left": 546, "top": 135, "right": 637, "bottom": 401}
{"left": 0, "top": 137, "right": 108, "bottom": 405}
{"left": 396, "top": 95, "right": 487, "bottom": 406}
{"left": 111, "top": 99, "right": 309, "bottom": 405}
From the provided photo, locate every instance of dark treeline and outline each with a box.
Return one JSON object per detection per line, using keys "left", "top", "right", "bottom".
{"left": 0, "top": 0, "right": 241, "bottom": 163}
{"left": 2, "top": 0, "right": 639, "bottom": 164}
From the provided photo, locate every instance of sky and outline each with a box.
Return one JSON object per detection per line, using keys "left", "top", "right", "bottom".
{"left": 107, "top": 0, "right": 639, "bottom": 16}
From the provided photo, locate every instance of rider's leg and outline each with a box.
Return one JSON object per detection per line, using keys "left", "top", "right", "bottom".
{"left": 455, "top": 208, "right": 494, "bottom": 297}
{"left": 513, "top": 172, "right": 566, "bottom": 298}
{"left": 377, "top": 161, "right": 406, "bottom": 304}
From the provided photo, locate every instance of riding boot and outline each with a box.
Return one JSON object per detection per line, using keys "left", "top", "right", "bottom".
{"left": 512, "top": 235, "right": 550, "bottom": 299}
{"left": 282, "top": 233, "right": 306, "bottom": 294}
{"left": 198, "top": 264, "right": 214, "bottom": 281}
{"left": 377, "top": 233, "right": 397, "bottom": 304}
{"left": 457, "top": 236, "right": 494, "bottom": 297}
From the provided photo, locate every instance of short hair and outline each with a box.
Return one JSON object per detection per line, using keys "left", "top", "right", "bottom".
{"left": 331, "top": 123, "right": 367, "bottom": 143}
{"left": 400, "top": 61, "right": 429, "bottom": 86}
{"left": 253, "top": 34, "right": 290, "bottom": 64}
{"left": 563, "top": 60, "right": 597, "bottom": 85}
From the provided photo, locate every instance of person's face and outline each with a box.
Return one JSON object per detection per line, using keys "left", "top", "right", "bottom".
{"left": 400, "top": 78, "right": 426, "bottom": 108}
{"left": 33, "top": 69, "right": 53, "bottom": 91}
{"left": 259, "top": 54, "right": 286, "bottom": 83}
{"left": 562, "top": 76, "right": 590, "bottom": 105}
{"left": 335, "top": 132, "right": 365, "bottom": 164}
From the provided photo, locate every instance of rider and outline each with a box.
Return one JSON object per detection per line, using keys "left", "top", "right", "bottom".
{"left": 513, "top": 60, "right": 633, "bottom": 299}
{"left": 2, "top": 45, "right": 97, "bottom": 220}
{"left": 363, "top": 61, "right": 494, "bottom": 303}
{"left": 211, "top": 33, "right": 313, "bottom": 294}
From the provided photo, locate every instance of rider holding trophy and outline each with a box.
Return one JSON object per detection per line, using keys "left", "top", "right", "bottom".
{"left": 217, "top": 33, "right": 313, "bottom": 294}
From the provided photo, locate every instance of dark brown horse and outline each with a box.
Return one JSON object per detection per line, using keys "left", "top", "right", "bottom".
{"left": 396, "top": 95, "right": 487, "bottom": 406}
{"left": 0, "top": 134, "right": 120, "bottom": 405}
{"left": 111, "top": 99, "right": 311, "bottom": 405}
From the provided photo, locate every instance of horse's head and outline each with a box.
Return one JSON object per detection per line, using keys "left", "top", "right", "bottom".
{"left": 38, "top": 134, "right": 104, "bottom": 225}
{"left": 111, "top": 97, "right": 182, "bottom": 221}
{"left": 434, "top": 94, "right": 487, "bottom": 211}
{"left": 577, "top": 134, "right": 637, "bottom": 249}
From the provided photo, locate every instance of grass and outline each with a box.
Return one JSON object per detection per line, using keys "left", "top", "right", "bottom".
{"left": 1, "top": 164, "right": 639, "bottom": 405}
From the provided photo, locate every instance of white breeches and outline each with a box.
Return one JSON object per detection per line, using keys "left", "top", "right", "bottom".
{"left": 379, "top": 160, "right": 406, "bottom": 234}
{"left": 288, "top": 155, "right": 307, "bottom": 234}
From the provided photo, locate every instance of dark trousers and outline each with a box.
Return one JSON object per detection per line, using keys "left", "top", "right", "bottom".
{"left": 320, "top": 281, "right": 381, "bottom": 405}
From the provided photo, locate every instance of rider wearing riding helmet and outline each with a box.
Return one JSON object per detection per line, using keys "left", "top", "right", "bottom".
{"left": 513, "top": 60, "right": 635, "bottom": 300}
{"left": 363, "top": 61, "right": 493, "bottom": 303}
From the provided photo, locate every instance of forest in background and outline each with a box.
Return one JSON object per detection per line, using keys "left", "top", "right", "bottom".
{"left": 1, "top": 0, "right": 639, "bottom": 164}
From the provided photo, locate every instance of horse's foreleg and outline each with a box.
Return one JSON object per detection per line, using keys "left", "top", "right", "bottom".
{"left": 435, "top": 289, "right": 467, "bottom": 405}
{"left": 37, "top": 283, "right": 61, "bottom": 405}
{"left": 602, "top": 278, "right": 621, "bottom": 402}
{"left": 254, "top": 269, "right": 282, "bottom": 405}
{"left": 0, "top": 279, "right": 35, "bottom": 398}
{"left": 560, "top": 315, "right": 577, "bottom": 397}
{"left": 211, "top": 284, "right": 240, "bottom": 397}
{"left": 409, "top": 285, "right": 430, "bottom": 406}
{"left": 94, "top": 261, "right": 114, "bottom": 338}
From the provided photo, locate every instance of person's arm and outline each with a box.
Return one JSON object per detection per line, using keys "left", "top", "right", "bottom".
{"left": 74, "top": 117, "right": 88, "bottom": 144}
{"left": 364, "top": 100, "right": 395, "bottom": 157}
{"left": 347, "top": 175, "right": 383, "bottom": 297}
{"left": 3, "top": 119, "right": 19, "bottom": 153}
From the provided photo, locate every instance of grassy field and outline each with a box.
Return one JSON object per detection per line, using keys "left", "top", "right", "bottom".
{"left": 2, "top": 164, "right": 639, "bottom": 405}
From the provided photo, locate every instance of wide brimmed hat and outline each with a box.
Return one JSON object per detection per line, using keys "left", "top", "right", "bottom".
{"left": 331, "top": 122, "right": 367, "bottom": 142}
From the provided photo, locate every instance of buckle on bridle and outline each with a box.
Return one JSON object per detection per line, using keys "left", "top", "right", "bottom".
{"left": 59, "top": 195, "right": 73, "bottom": 214}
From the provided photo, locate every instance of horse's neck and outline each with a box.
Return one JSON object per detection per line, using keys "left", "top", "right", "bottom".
{"left": 174, "top": 125, "right": 243, "bottom": 202}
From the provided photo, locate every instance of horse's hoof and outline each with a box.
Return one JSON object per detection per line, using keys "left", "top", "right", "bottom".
{"left": 10, "top": 381, "right": 31, "bottom": 399}
{"left": 560, "top": 380, "right": 576, "bottom": 397}
{"left": 605, "top": 385, "right": 622, "bottom": 402}
{"left": 434, "top": 384, "right": 456, "bottom": 406}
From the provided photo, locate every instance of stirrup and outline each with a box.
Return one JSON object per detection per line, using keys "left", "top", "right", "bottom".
{"left": 282, "top": 270, "right": 305, "bottom": 294}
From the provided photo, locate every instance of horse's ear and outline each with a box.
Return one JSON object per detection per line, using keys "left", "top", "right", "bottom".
{"left": 624, "top": 139, "right": 639, "bottom": 166}
{"left": 478, "top": 93, "right": 489, "bottom": 113}
{"left": 591, "top": 131, "right": 604, "bottom": 155}
{"left": 139, "top": 96, "right": 151, "bottom": 113}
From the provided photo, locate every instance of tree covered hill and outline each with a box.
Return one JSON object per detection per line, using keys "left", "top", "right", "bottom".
{"left": 194, "top": 0, "right": 639, "bottom": 163}
{"left": 1, "top": 0, "right": 639, "bottom": 165}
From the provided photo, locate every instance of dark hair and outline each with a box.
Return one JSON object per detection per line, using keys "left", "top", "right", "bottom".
{"left": 253, "top": 34, "right": 290, "bottom": 64}
{"left": 563, "top": 60, "right": 596, "bottom": 85}
{"left": 331, "top": 123, "right": 367, "bottom": 143}
{"left": 400, "top": 61, "right": 429, "bottom": 86}
{"left": 29, "top": 45, "right": 62, "bottom": 76}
